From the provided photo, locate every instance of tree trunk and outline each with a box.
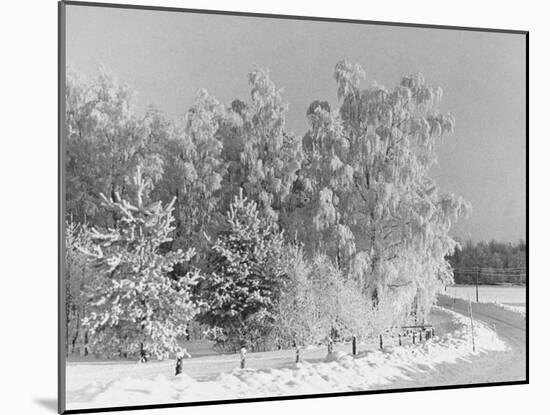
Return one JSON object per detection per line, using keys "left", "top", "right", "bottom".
{"left": 140, "top": 342, "right": 148, "bottom": 363}
{"left": 71, "top": 309, "right": 80, "bottom": 354}
{"left": 83, "top": 330, "right": 89, "bottom": 356}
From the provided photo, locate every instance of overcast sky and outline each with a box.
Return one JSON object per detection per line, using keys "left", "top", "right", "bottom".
{"left": 65, "top": 5, "right": 526, "bottom": 243}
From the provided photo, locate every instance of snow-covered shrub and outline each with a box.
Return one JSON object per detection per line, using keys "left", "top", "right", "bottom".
{"left": 270, "top": 245, "right": 317, "bottom": 348}
{"left": 272, "top": 252, "right": 377, "bottom": 348}
{"left": 309, "top": 254, "right": 376, "bottom": 342}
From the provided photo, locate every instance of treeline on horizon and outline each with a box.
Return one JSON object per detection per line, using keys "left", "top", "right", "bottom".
{"left": 447, "top": 239, "right": 526, "bottom": 285}
{"left": 64, "top": 61, "right": 472, "bottom": 360}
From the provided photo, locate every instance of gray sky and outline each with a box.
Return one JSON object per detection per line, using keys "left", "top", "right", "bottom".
{"left": 66, "top": 5, "right": 526, "bottom": 243}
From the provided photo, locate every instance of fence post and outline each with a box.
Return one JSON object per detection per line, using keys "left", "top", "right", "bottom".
{"left": 352, "top": 335, "right": 357, "bottom": 355}
{"left": 379, "top": 334, "right": 383, "bottom": 350}
{"left": 175, "top": 355, "right": 183, "bottom": 376}
{"left": 398, "top": 333, "right": 402, "bottom": 346}
{"left": 419, "top": 331, "right": 423, "bottom": 342}
{"left": 412, "top": 332, "right": 416, "bottom": 345}
{"left": 240, "top": 347, "right": 247, "bottom": 369}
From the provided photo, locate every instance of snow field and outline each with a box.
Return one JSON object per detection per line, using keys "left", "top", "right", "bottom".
{"left": 67, "top": 306, "right": 507, "bottom": 410}
{"left": 444, "top": 285, "right": 525, "bottom": 304}
{"left": 443, "top": 285, "right": 526, "bottom": 316}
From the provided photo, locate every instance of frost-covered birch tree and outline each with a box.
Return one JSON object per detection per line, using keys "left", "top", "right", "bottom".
{"left": 220, "top": 69, "right": 303, "bottom": 223}
{"left": 65, "top": 68, "right": 164, "bottom": 225}
{"left": 298, "top": 60, "right": 470, "bottom": 323}
{"left": 153, "top": 89, "right": 226, "bottom": 253}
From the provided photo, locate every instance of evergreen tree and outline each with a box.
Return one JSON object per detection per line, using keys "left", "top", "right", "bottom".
{"left": 79, "top": 166, "right": 199, "bottom": 360}
{"left": 196, "top": 190, "right": 288, "bottom": 351}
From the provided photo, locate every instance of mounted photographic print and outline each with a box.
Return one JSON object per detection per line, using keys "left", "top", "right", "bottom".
{"left": 58, "top": 1, "right": 528, "bottom": 413}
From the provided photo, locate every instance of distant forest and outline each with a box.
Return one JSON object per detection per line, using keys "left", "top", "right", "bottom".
{"left": 447, "top": 240, "right": 526, "bottom": 285}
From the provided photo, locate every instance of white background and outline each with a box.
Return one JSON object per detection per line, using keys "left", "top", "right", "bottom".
{"left": 0, "top": 0, "right": 542, "bottom": 414}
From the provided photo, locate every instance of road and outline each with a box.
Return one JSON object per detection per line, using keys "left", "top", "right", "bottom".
{"left": 381, "top": 295, "right": 527, "bottom": 390}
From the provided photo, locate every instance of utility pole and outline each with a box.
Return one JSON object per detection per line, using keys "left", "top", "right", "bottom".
{"left": 469, "top": 299, "right": 476, "bottom": 352}
{"left": 476, "top": 266, "right": 480, "bottom": 303}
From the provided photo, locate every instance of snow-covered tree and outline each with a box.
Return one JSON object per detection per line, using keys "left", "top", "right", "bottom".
{"left": 270, "top": 245, "right": 317, "bottom": 348}
{"left": 196, "top": 189, "right": 288, "bottom": 351}
{"left": 272, "top": 250, "right": 376, "bottom": 348}
{"left": 65, "top": 68, "right": 164, "bottom": 226}
{"left": 297, "top": 60, "right": 470, "bottom": 324}
{"left": 80, "top": 166, "right": 199, "bottom": 361}
{"left": 220, "top": 69, "right": 303, "bottom": 223}
{"left": 308, "top": 254, "right": 375, "bottom": 340}
{"left": 153, "top": 89, "right": 226, "bottom": 253}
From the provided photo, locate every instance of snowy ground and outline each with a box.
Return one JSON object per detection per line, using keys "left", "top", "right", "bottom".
{"left": 66, "top": 307, "right": 507, "bottom": 411}
{"left": 444, "top": 285, "right": 526, "bottom": 316}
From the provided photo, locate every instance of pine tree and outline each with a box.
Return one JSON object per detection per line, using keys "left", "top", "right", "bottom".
{"left": 79, "top": 166, "right": 199, "bottom": 361}
{"left": 196, "top": 189, "right": 288, "bottom": 351}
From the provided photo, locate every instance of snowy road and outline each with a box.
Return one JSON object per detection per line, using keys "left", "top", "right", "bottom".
{"left": 382, "top": 295, "right": 527, "bottom": 389}
{"left": 437, "top": 295, "right": 526, "bottom": 382}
